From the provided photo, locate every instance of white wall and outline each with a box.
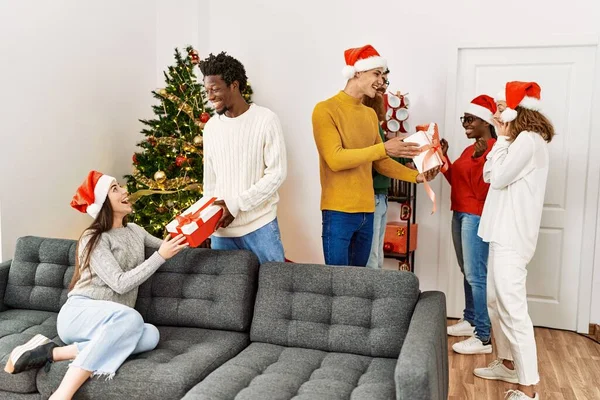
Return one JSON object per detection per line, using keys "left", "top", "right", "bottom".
{"left": 204, "top": 0, "right": 600, "bottom": 315}
{"left": 0, "top": 0, "right": 598, "bottom": 324}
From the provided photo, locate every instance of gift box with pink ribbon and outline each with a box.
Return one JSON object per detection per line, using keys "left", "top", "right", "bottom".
{"left": 403, "top": 122, "right": 449, "bottom": 213}
{"left": 166, "top": 196, "right": 223, "bottom": 248}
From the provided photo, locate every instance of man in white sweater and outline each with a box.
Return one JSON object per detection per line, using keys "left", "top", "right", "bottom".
{"left": 198, "top": 52, "right": 287, "bottom": 263}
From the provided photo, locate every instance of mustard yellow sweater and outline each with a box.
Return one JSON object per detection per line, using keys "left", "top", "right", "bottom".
{"left": 312, "top": 91, "right": 419, "bottom": 212}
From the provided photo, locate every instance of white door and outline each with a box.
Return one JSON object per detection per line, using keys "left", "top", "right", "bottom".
{"left": 441, "top": 42, "right": 597, "bottom": 330}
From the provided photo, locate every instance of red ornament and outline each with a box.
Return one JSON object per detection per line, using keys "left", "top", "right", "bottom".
{"left": 383, "top": 242, "right": 393, "bottom": 253}
{"left": 175, "top": 155, "right": 187, "bottom": 167}
{"left": 189, "top": 50, "right": 200, "bottom": 64}
{"left": 400, "top": 204, "right": 412, "bottom": 221}
{"left": 132, "top": 154, "right": 138, "bottom": 164}
{"left": 147, "top": 137, "right": 157, "bottom": 147}
{"left": 199, "top": 112, "right": 210, "bottom": 123}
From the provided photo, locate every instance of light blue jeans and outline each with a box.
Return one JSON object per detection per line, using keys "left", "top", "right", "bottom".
{"left": 451, "top": 212, "right": 491, "bottom": 341}
{"left": 366, "top": 194, "right": 388, "bottom": 268}
{"left": 57, "top": 295, "right": 159, "bottom": 378}
{"left": 210, "top": 218, "right": 285, "bottom": 264}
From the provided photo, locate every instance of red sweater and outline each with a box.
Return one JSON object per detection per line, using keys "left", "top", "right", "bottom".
{"left": 443, "top": 138, "right": 496, "bottom": 216}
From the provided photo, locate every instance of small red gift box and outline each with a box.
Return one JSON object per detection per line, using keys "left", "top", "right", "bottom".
{"left": 166, "top": 196, "right": 223, "bottom": 248}
{"left": 383, "top": 222, "right": 418, "bottom": 254}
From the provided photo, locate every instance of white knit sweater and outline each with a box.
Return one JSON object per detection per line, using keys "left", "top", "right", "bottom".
{"left": 478, "top": 132, "right": 550, "bottom": 262}
{"left": 203, "top": 104, "right": 287, "bottom": 237}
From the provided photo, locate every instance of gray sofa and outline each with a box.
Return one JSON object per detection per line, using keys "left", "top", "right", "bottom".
{"left": 0, "top": 236, "right": 259, "bottom": 399}
{"left": 183, "top": 263, "right": 448, "bottom": 400}
{"left": 0, "top": 236, "right": 448, "bottom": 399}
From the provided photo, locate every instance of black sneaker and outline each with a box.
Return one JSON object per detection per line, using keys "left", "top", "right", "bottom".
{"left": 4, "top": 334, "right": 57, "bottom": 374}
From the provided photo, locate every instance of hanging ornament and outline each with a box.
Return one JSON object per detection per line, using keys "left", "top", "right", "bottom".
{"left": 132, "top": 154, "right": 138, "bottom": 165}
{"left": 400, "top": 204, "right": 412, "bottom": 221}
{"left": 154, "top": 170, "right": 167, "bottom": 184}
{"left": 183, "top": 143, "right": 196, "bottom": 153}
{"left": 193, "top": 135, "right": 203, "bottom": 145}
{"left": 147, "top": 137, "right": 157, "bottom": 147}
{"left": 199, "top": 112, "right": 210, "bottom": 123}
{"left": 189, "top": 49, "right": 200, "bottom": 64}
{"left": 167, "top": 200, "right": 175, "bottom": 207}
{"left": 179, "top": 84, "right": 188, "bottom": 92}
{"left": 175, "top": 155, "right": 187, "bottom": 167}
{"left": 157, "top": 206, "right": 167, "bottom": 214}
{"left": 399, "top": 262, "right": 411, "bottom": 272}
{"left": 383, "top": 242, "right": 393, "bottom": 253}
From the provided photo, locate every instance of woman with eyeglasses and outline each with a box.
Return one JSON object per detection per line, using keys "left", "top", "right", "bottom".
{"left": 441, "top": 95, "right": 497, "bottom": 355}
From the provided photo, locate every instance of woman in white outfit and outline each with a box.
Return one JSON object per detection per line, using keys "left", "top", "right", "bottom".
{"left": 474, "top": 81, "right": 554, "bottom": 400}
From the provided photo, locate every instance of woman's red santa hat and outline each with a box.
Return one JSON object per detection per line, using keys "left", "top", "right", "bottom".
{"left": 70, "top": 171, "right": 116, "bottom": 218}
{"left": 342, "top": 44, "right": 387, "bottom": 80}
{"left": 497, "top": 81, "right": 542, "bottom": 122}
{"left": 465, "top": 95, "right": 497, "bottom": 124}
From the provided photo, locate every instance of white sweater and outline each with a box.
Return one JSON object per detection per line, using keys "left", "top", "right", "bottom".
{"left": 478, "top": 132, "right": 549, "bottom": 262}
{"left": 203, "top": 104, "right": 287, "bottom": 237}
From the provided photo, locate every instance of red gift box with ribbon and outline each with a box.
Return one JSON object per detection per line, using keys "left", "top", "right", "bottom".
{"left": 383, "top": 222, "right": 418, "bottom": 254}
{"left": 166, "top": 196, "right": 223, "bottom": 248}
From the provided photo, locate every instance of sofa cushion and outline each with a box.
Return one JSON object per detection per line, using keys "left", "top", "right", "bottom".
{"left": 136, "top": 249, "right": 259, "bottom": 332}
{"left": 4, "top": 237, "right": 75, "bottom": 313}
{"left": 37, "top": 326, "right": 249, "bottom": 400}
{"left": 0, "top": 309, "right": 59, "bottom": 394}
{"left": 182, "top": 342, "right": 396, "bottom": 400}
{"left": 250, "top": 263, "right": 419, "bottom": 358}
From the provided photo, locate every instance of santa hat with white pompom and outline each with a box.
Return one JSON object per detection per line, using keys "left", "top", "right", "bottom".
{"left": 342, "top": 44, "right": 387, "bottom": 81}
{"left": 496, "top": 81, "right": 542, "bottom": 122}
{"left": 70, "top": 170, "right": 116, "bottom": 219}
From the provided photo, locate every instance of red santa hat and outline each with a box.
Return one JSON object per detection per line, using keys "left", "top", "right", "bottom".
{"left": 465, "top": 95, "right": 497, "bottom": 124}
{"left": 70, "top": 171, "right": 116, "bottom": 219}
{"left": 499, "top": 81, "right": 542, "bottom": 122}
{"left": 342, "top": 45, "right": 387, "bottom": 80}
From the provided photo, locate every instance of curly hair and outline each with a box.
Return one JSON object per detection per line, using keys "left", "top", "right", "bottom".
{"left": 508, "top": 107, "right": 554, "bottom": 143}
{"left": 198, "top": 52, "right": 248, "bottom": 92}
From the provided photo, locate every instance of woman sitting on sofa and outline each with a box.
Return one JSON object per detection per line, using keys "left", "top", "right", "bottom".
{"left": 4, "top": 170, "right": 187, "bottom": 400}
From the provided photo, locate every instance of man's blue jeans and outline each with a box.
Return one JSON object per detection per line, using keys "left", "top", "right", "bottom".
{"left": 210, "top": 218, "right": 285, "bottom": 264}
{"left": 322, "top": 210, "right": 374, "bottom": 267}
{"left": 452, "top": 211, "right": 491, "bottom": 341}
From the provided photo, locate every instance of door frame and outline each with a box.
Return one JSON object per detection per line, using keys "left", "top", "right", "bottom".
{"left": 438, "top": 34, "right": 600, "bottom": 333}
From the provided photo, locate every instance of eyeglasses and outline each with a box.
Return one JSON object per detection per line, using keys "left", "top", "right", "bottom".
{"left": 382, "top": 79, "right": 390, "bottom": 87}
{"left": 460, "top": 115, "right": 479, "bottom": 125}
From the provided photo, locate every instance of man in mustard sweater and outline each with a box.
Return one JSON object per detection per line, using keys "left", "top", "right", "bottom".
{"left": 312, "top": 44, "right": 438, "bottom": 267}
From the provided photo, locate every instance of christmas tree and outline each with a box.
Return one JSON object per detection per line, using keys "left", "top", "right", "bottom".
{"left": 125, "top": 46, "right": 254, "bottom": 237}
{"left": 124, "top": 46, "right": 212, "bottom": 237}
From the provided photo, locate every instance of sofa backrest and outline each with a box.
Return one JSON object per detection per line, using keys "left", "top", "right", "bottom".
{"left": 135, "top": 247, "right": 259, "bottom": 332}
{"left": 5, "top": 237, "right": 75, "bottom": 313}
{"left": 250, "top": 263, "right": 420, "bottom": 358}
{"left": 5, "top": 236, "right": 260, "bottom": 332}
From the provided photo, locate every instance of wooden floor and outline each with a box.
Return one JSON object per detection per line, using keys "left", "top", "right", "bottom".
{"left": 447, "top": 320, "right": 600, "bottom": 400}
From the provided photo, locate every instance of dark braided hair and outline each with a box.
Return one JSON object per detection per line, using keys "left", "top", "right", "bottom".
{"left": 198, "top": 52, "right": 248, "bottom": 92}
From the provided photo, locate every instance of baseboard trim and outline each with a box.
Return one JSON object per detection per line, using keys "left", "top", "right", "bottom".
{"left": 588, "top": 323, "right": 600, "bottom": 343}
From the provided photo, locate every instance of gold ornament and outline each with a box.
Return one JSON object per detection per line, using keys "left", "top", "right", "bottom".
{"left": 154, "top": 170, "right": 167, "bottom": 183}
{"left": 193, "top": 135, "right": 203, "bottom": 145}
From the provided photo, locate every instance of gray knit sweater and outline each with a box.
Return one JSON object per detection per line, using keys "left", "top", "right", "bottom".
{"left": 68, "top": 223, "right": 165, "bottom": 308}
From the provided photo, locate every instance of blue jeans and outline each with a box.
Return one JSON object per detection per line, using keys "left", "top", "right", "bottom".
{"left": 57, "top": 296, "right": 159, "bottom": 378}
{"left": 366, "top": 194, "right": 388, "bottom": 268}
{"left": 322, "top": 210, "right": 374, "bottom": 267}
{"left": 210, "top": 218, "right": 285, "bottom": 264}
{"left": 452, "top": 212, "right": 491, "bottom": 341}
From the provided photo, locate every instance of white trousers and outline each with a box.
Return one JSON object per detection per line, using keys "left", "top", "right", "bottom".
{"left": 487, "top": 242, "right": 539, "bottom": 386}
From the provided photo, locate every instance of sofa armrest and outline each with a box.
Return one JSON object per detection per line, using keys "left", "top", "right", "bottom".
{"left": 0, "top": 260, "right": 11, "bottom": 312}
{"left": 395, "top": 291, "right": 448, "bottom": 400}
